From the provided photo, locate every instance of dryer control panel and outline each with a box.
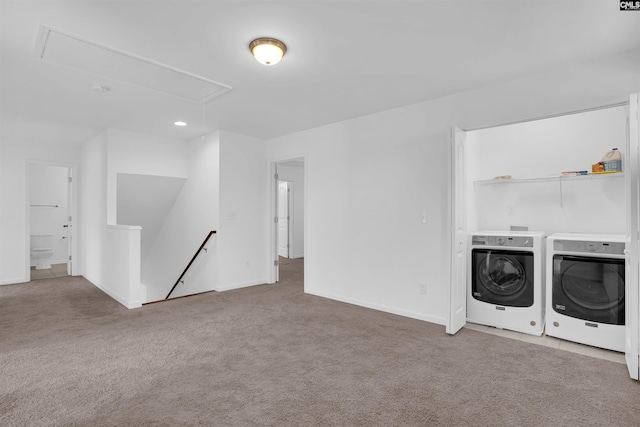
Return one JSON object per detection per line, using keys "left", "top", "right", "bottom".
{"left": 471, "top": 235, "right": 533, "bottom": 248}
{"left": 553, "top": 239, "right": 625, "bottom": 255}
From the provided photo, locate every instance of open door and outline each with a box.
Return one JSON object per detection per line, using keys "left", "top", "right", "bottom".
{"left": 278, "top": 181, "right": 290, "bottom": 258}
{"left": 273, "top": 165, "right": 280, "bottom": 282}
{"left": 625, "top": 93, "right": 639, "bottom": 380}
{"left": 447, "top": 126, "right": 467, "bottom": 335}
{"left": 66, "top": 168, "right": 73, "bottom": 275}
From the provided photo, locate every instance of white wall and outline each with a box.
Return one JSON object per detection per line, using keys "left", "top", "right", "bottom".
{"left": 217, "top": 130, "right": 268, "bottom": 291}
{"left": 81, "top": 132, "right": 108, "bottom": 287}
{"left": 103, "top": 224, "right": 142, "bottom": 308}
{"left": 267, "top": 64, "right": 640, "bottom": 325}
{"left": 142, "top": 132, "right": 220, "bottom": 302}
{"left": 83, "top": 128, "right": 191, "bottom": 306}
{"left": 82, "top": 127, "right": 267, "bottom": 304}
{"left": 29, "top": 164, "right": 69, "bottom": 265}
{"left": 467, "top": 106, "right": 627, "bottom": 180}
{"left": 277, "top": 161, "right": 304, "bottom": 258}
{"left": 466, "top": 106, "right": 627, "bottom": 235}
{"left": 0, "top": 130, "right": 2, "bottom": 282}
{"left": 117, "top": 173, "right": 187, "bottom": 261}
{"left": 106, "top": 129, "right": 188, "bottom": 223}
{"left": 1, "top": 136, "right": 82, "bottom": 284}
{"left": 268, "top": 104, "right": 450, "bottom": 324}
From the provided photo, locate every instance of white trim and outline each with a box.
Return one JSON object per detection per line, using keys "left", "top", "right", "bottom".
{"left": 268, "top": 153, "right": 308, "bottom": 164}
{"left": 467, "top": 101, "right": 628, "bottom": 132}
{"left": 106, "top": 224, "right": 142, "bottom": 230}
{"left": 215, "top": 279, "right": 267, "bottom": 292}
{"left": 307, "top": 289, "right": 446, "bottom": 326}
{"left": 1, "top": 278, "right": 29, "bottom": 286}
{"left": 86, "top": 275, "right": 142, "bottom": 309}
{"left": 44, "top": 258, "right": 71, "bottom": 265}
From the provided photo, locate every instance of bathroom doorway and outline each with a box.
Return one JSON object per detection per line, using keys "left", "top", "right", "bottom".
{"left": 277, "top": 180, "right": 292, "bottom": 259}
{"left": 27, "top": 162, "right": 77, "bottom": 281}
{"left": 271, "top": 157, "right": 305, "bottom": 284}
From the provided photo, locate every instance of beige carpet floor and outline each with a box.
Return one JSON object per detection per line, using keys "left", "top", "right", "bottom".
{"left": 1, "top": 258, "right": 639, "bottom": 426}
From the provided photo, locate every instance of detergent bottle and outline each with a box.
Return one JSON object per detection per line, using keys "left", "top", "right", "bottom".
{"left": 601, "top": 148, "right": 622, "bottom": 172}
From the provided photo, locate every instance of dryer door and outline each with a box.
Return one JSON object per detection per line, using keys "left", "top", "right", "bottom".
{"left": 471, "top": 249, "right": 534, "bottom": 307}
{"left": 552, "top": 255, "right": 625, "bottom": 325}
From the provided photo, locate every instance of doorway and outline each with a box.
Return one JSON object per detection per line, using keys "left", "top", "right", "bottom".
{"left": 27, "top": 162, "right": 77, "bottom": 281}
{"left": 271, "top": 157, "right": 305, "bottom": 284}
{"left": 278, "top": 180, "right": 292, "bottom": 259}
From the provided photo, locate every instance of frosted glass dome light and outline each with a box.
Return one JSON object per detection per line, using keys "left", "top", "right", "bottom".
{"left": 249, "top": 38, "right": 287, "bottom": 66}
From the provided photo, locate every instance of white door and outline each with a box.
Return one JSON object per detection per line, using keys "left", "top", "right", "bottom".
{"left": 273, "top": 167, "right": 280, "bottom": 282}
{"left": 625, "top": 93, "right": 639, "bottom": 380}
{"left": 447, "top": 126, "right": 467, "bottom": 335}
{"left": 66, "top": 168, "right": 73, "bottom": 275}
{"left": 278, "top": 181, "right": 290, "bottom": 258}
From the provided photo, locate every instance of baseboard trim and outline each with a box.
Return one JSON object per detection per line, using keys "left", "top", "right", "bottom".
{"left": 306, "top": 289, "right": 446, "bottom": 326}
{"left": 1, "top": 277, "right": 28, "bottom": 286}
{"left": 215, "top": 279, "right": 266, "bottom": 292}
{"left": 143, "top": 290, "right": 216, "bottom": 305}
{"left": 83, "top": 275, "right": 142, "bottom": 309}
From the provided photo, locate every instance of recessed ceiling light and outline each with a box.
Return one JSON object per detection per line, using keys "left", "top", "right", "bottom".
{"left": 249, "top": 38, "right": 287, "bottom": 66}
{"left": 174, "top": 121, "right": 187, "bottom": 127}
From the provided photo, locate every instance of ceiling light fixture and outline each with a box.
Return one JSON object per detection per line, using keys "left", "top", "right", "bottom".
{"left": 91, "top": 84, "right": 110, "bottom": 93}
{"left": 249, "top": 38, "right": 287, "bottom": 66}
{"left": 174, "top": 121, "right": 187, "bottom": 127}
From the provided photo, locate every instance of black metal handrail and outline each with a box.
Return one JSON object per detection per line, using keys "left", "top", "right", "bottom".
{"left": 165, "top": 230, "right": 217, "bottom": 299}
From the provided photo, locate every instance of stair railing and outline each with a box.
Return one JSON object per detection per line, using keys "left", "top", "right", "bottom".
{"left": 165, "top": 230, "right": 217, "bottom": 300}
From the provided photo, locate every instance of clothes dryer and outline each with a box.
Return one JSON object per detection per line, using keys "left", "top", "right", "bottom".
{"left": 546, "top": 233, "right": 625, "bottom": 352}
{"left": 468, "top": 231, "right": 546, "bottom": 336}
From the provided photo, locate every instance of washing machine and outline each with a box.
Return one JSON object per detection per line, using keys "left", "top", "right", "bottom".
{"left": 546, "top": 233, "right": 626, "bottom": 352}
{"left": 468, "top": 231, "right": 546, "bottom": 336}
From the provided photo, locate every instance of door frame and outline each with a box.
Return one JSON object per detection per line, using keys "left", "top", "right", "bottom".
{"left": 25, "top": 160, "right": 79, "bottom": 280}
{"left": 268, "top": 155, "right": 307, "bottom": 285}
{"left": 625, "top": 92, "right": 639, "bottom": 380}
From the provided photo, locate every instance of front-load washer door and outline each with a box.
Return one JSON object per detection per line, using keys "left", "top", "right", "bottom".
{"left": 471, "top": 249, "right": 534, "bottom": 307}
{"left": 552, "top": 255, "right": 624, "bottom": 325}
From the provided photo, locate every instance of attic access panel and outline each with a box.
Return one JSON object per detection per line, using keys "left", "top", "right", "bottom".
{"left": 33, "top": 25, "right": 231, "bottom": 103}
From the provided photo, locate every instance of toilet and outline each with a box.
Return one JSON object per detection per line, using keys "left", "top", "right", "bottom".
{"left": 30, "top": 233, "right": 55, "bottom": 269}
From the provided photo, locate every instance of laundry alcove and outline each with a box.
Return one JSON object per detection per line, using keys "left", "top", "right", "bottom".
{"left": 448, "top": 93, "right": 640, "bottom": 380}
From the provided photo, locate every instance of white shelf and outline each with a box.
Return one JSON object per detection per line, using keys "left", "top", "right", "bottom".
{"left": 474, "top": 172, "right": 624, "bottom": 186}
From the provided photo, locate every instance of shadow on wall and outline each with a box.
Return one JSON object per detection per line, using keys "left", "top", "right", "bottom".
{"left": 116, "top": 173, "right": 187, "bottom": 260}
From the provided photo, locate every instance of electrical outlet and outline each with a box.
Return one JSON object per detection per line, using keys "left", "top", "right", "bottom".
{"left": 419, "top": 283, "right": 427, "bottom": 295}
{"left": 507, "top": 206, "right": 516, "bottom": 215}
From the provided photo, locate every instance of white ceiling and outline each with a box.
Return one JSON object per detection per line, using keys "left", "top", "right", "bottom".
{"left": 2, "top": 1, "right": 640, "bottom": 145}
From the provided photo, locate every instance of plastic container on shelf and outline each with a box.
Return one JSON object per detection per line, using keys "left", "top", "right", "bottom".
{"left": 601, "top": 148, "right": 622, "bottom": 172}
